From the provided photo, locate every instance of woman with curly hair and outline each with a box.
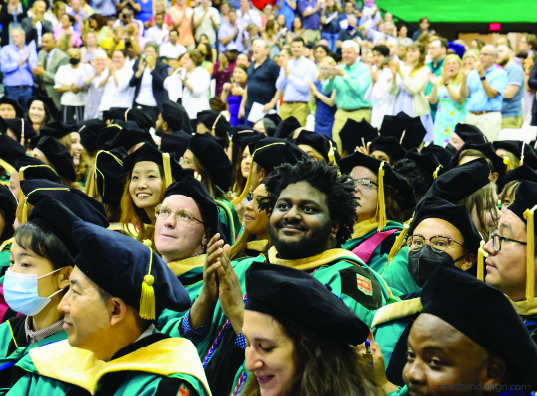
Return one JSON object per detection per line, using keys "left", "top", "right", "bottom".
{"left": 338, "top": 152, "right": 419, "bottom": 296}
{"left": 181, "top": 159, "right": 394, "bottom": 396}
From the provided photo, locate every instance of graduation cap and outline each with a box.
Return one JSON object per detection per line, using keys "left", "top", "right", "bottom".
{"left": 5, "top": 118, "right": 37, "bottom": 146}
{"left": 0, "top": 115, "right": 9, "bottom": 134}
{"left": 39, "top": 121, "right": 78, "bottom": 140}
{"left": 15, "top": 156, "right": 62, "bottom": 186}
{"left": 379, "top": 112, "right": 427, "bottom": 150}
{"left": 338, "top": 151, "right": 416, "bottom": 231}
{"left": 107, "top": 107, "right": 154, "bottom": 130}
{"left": 197, "top": 110, "right": 232, "bottom": 149}
{"left": 405, "top": 148, "right": 443, "bottom": 179}
{"left": 0, "top": 97, "right": 24, "bottom": 118}
{"left": 493, "top": 140, "right": 537, "bottom": 170}
{"left": 503, "top": 164, "right": 537, "bottom": 185}
{"left": 160, "top": 131, "right": 192, "bottom": 161}
{"left": 410, "top": 196, "right": 481, "bottom": 256}
{"left": 27, "top": 96, "right": 57, "bottom": 120}
{"left": 294, "top": 130, "right": 340, "bottom": 163}
{"left": 86, "top": 148, "right": 128, "bottom": 206}
{"left": 421, "top": 144, "right": 453, "bottom": 168}
{"left": 241, "top": 133, "right": 266, "bottom": 153}
{"left": 0, "top": 132, "right": 26, "bottom": 174}
{"left": 452, "top": 123, "right": 488, "bottom": 145}
{"left": 35, "top": 136, "right": 77, "bottom": 182}
{"left": 188, "top": 133, "right": 234, "bottom": 193}
{"left": 245, "top": 262, "right": 370, "bottom": 346}
{"left": 263, "top": 113, "right": 282, "bottom": 131}
{"left": 71, "top": 220, "right": 191, "bottom": 319}
{"left": 449, "top": 142, "right": 506, "bottom": 185}
{"left": 231, "top": 130, "right": 264, "bottom": 151}
{"left": 505, "top": 180, "right": 537, "bottom": 302}
{"left": 164, "top": 175, "right": 222, "bottom": 239}
{"left": 19, "top": 179, "right": 109, "bottom": 237}
{"left": 78, "top": 119, "right": 107, "bottom": 155}
{"left": 274, "top": 116, "right": 301, "bottom": 139}
{"left": 123, "top": 143, "right": 186, "bottom": 189}
{"left": 231, "top": 137, "right": 309, "bottom": 205}
{"left": 161, "top": 100, "right": 194, "bottom": 134}
{"left": 420, "top": 262, "right": 537, "bottom": 392}
{"left": 339, "top": 118, "right": 378, "bottom": 155}
{"left": 0, "top": 184, "right": 17, "bottom": 240}
{"left": 104, "top": 124, "right": 157, "bottom": 152}
{"left": 369, "top": 136, "right": 407, "bottom": 162}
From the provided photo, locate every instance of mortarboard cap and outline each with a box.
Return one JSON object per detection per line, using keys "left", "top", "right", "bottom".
{"left": 379, "top": 112, "right": 427, "bottom": 150}
{"left": 0, "top": 132, "right": 26, "bottom": 174}
{"left": 197, "top": 111, "right": 232, "bottom": 149}
{"left": 0, "top": 184, "right": 17, "bottom": 240}
{"left": 231, "top": 130, "right": 263, "bottom": 151}
{"left": 160, "top": 131, "right": 192, "bottom": 161}
{"left": 503, "top": 164, "right": 537, "bottom": 185}
{"left": 35, "top": 136, "right": 77, "bottom": 182}
{"left": 6, "top": 118, "right": 37, "bottom": 145}
{"left": 39, "top": 121, "right": 78, "bottom": 140}
{"left": 164, "top": 175, "right": 222, "bottom": 239}
{"left": 72, "top": 221, "right": 192, "bottom": 319}
{"left": 104, "top": 124, "right": 157, "bottom": 152}
{"left": 78, "top": 119, "right": 107, "bottom": 155}
{"left": 161, "top": 100, "right": 194, "bottom": 134}
{"left": 188, "top": 133, "right": 234, "bottom": 193}
{"left": 449, "top": 142, "right": 506, "bottom": 185}
{"left": 339, "top": 118, "right": 378, "bottom": 155}
{"left": 369, "top": 135, "right": 407, "bottom": 162}
{"left": 0, "top": 97, "right": 24, "bottom": 118}
{"left": 295, "top": 130, "right": 340, "bottom": 163}
{"left": 420, "top": 262, "right": 537, "bottom": 393}
{"left": 86, "top": 148, "right": 128, "bottom": 206}
{"left": 405, "top": 148, "right": 443, "bottom": 179}
{"left": 274, "top": 116, "right": 301, "bottom": 139}
{"left": 421, "top": 143, "right": 453, "bottom": 168}
{"left": 245, "top": 262, "right": 370, "bottom": 346}
{"left": 493, "top": 140, "right": 537, "bottom": 170}
{"left": 123, "top": 143, "right": 186, "bottom": 189}
{"left": 107, "top": 107, "right": 154, "bottom": 130}
{"left": 452, "top": 123, "right": 488, "bottom": 145}
{"left": 15, "top": 156, "right": 61, "bottom": 185}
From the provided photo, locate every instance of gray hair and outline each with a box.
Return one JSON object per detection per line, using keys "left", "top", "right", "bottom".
{"left": 11, "top": 27, "right": 25, "bottom": 37}
{"left": 253, "top": 38, "right": 270, "bottom": 50}
{"left": 482, "top": 44, "right": 498, "bottom": 57}
{"left": 342, "top": 40, "right": 360, "bottom": 54}
{"left": 93, "top": 49, "right": 108, "bottom": 60}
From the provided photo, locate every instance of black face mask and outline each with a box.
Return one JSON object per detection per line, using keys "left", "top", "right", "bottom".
{"left": 445, "top": 143, "right": 458, "bottom": 156}
{"left": 408, "top": 245, "right": 455, "bottom": 287}
{"left": 69, "top": 58, "right": 81, "bottom": 66}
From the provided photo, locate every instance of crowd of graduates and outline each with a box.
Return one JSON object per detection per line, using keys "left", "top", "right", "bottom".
{"left": 0, "top": 104, "right": 536, "bottom": 396}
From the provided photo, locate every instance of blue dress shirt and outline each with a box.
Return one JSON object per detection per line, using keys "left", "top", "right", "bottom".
{"left": 466, "top": 66, "right": 508, "bottom": 112}
{"left": 0, "top": 44, "right": 38, "bottom": 87}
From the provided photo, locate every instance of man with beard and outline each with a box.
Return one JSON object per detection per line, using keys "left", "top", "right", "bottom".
{"left": 497, "top": 44, "right": 525, "bottom": 129}
{"left": 179, "top": 159, "right": 393, "bottom": 396}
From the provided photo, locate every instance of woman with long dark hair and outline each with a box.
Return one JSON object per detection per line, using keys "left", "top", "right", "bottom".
{"left": 25, "top": 97, "right": 55, "bottom": 134}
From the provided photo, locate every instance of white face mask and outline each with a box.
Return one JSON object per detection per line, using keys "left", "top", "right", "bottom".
{"left": 4, "top": 268, "right": 65, "bottom": 316}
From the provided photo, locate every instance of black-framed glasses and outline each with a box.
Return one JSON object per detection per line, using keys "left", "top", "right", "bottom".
{"left": 407, "top": 235, "right": 464, "bottom": 253}
{"left": 491, "top": 233, "right": 527, "bottom": 252}
{"left": 155, "top": 204, "right": 204, "bottom": 226}
{"left": 353, "top": 178, "right": 378, "bottom": 191}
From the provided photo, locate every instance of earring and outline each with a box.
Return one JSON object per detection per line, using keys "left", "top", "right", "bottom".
{"left": 331, "top": 233, "right": 336, "bottom": 240}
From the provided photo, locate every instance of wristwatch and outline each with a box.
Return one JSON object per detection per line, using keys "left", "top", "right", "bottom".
{"left": 480, "top": 76, "right": 486, "bottom": 81}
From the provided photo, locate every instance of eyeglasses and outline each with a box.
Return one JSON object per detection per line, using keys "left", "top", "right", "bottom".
{"left": 353, "top": 178, "right": 378, "bottom": 191}
{"left": 155, "top": 204, "right": 204, "bottom": 226}
{"left": 407, "top": 235, "right": 464, "bottom": 253}
{"left": 491, "top": 233, "right": 527, "bottom": 252}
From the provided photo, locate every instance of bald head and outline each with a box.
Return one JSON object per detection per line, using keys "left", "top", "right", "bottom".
{"left": 42, "top": 33, "right": 56, "bottom": 52}
{"left": 33, "top": 0, "right": 46, "bottom": 14}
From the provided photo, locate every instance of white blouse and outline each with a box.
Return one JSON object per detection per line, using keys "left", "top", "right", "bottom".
{"left": 182, "top": 67, "right": 211, "bottom": 119}
{"left": 98, "top": 65, "right": 136, "bottom": 112}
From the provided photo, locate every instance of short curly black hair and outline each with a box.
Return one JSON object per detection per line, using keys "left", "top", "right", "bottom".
{"left": 260, "top": 159, "right": 358, "bottom": 244}
{"left": 393, "top": 158, "right": 433, "bottom": 199}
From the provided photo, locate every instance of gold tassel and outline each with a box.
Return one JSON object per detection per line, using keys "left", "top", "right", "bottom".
{"left": 503, "top": 157, "right": 513, "bottom": 172}
{"left": 85, "top": 150, "right": 103, "bottom": 199}
{"left": 433, "top": 165, "right": 443, "bottom": 179}
{"left": 162, "top": 153, "right": 173, "bottom": 188}
{"left": 0, "top": 158, "right": 15, "bottom": 176}
{"left": 140, "top": 239, "right": 156, "bottom": 320}
{"left": 523, "top": 206, "right": 537, "bottom": 301}
{"left": 377, "top": 161, "right": 387, "bottom": 232}
{"left": 21, "top": 197, "right": 29, "bottom": 224}
{"left": 477, "top": 240, "right": 488, "bottom": 281}
{"left": 328, "top": 140, "right": 340, "bottom": 176}
{"left": 387, "top": 216, "right": 413, "bottom": 262}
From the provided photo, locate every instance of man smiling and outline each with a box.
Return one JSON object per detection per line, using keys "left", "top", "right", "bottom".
{"left": 184, "top": 159, "right": 393, "bottom": 396}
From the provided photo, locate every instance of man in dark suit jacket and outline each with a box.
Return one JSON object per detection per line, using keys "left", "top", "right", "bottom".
{"left": 529, "top": 57, "right": 537, "bottom": 126}
{"left": 21, "top": 0, "right": 52, "bottom": 47}
{"left": 0, "top": 0, "right": 28, "bottom": 47}
{"left": 32, "top": 33, "right": 70, "bottom": 109}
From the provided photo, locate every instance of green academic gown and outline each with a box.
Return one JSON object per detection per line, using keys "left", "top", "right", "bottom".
{"left": 0, "top": 316, "right": 68, "bottom": 394}
{"left": 4, "top": 335, "right": 211, "bottom": 396}
{"left": 342, "top": 221, "right": 420, "bottom": 297}
{"left": 200, "top": 247, "right": 398, "bottom": 396}
{"left": 215, "top": 199, "right": 241, "bottom": 246}
{"left": 0, "top": 239, "right": 12, "bottom": 277}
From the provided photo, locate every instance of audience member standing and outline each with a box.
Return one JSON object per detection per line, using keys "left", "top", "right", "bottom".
{"left": 159, "top": 30, "right": 187, "bottom": 59}
{"left": 218, "top": 8, "right": 244, "bottom": 53}
{"left": 98, "top": 49, "right": 136, "bottom": 118}
{"left": 83, "top": 49, "right": 107, "bottom": 120}
{"left": 425, "top": 37, "right": 447, "bottom": 120}
{"left": 239, "top": 38, "right": 280, "bottom": 124}
{"left": 324, "top": 40, "right": 371, "bottom": 151}
{"left": 67, "top": 0, "right": 88, "bottom": 34}
{"left": 320, "top": 0, "right": 340, "bottom": 53}
{"left": 194, "top": 0, "right": 221, "bottom": 49}
{"left": 0, "top": 0, "right": 28, "bottom": 48}
{"left": 169, "top": 0, "right": 195, "bottom": 50}
{"left": 298, "top": 0, "right": 322, "bottom": 44}
{"left": 365, "top": 44, "right": 395, "bottom": 128}
{"left": 275, "top": 37, "right": 317, "bottom": 126}
{"left": 498, "top": 44, "right": 525, "bottom": 129}
{"left": 54, "top": 48, "right": 94, "bottom": 122}
{"left": 237, "top": 0, "right": 262, "bottom": 28}
{"left": 0, "top": 28, "right": 38, "bottom": 111}
{"left": 308, "top": 56, "right": 336, "bottom": 137}
{"left": 21, "top": 0, "right": 52, "bottom": 47}
{"left": 460, "top": 45, "right": 508, "bottom": 141}
{"left": 113, "top": 6, "right": 144, "bottom": 32}
{"left": 213, "top": 46, "right": 238, "bottom": 98}
{"left": 145, "top": 13, "right": 168, "bottom": 45}
{"left": 411, "top": 16, "right": 432, "bottom": 41}
{"left": 221, "top": 63, "right": 248, "bottom": 126}
{"left": 181, "top": 49, "right": 211, "bottom": 120}
{"left": 529, "top": 53, "right": 537, "bottom": 126}
{"left": 93, "top": 0, "right": 119, "bottom": 19}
